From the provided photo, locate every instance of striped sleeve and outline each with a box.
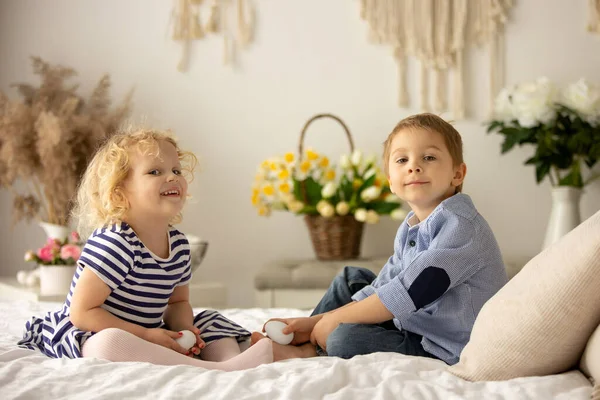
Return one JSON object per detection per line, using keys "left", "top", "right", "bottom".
{"left": 77, "top": 228, "right": 135, "bottom": 290}
{"left": 175, "top": 234, "right": 192, "bottom": 287}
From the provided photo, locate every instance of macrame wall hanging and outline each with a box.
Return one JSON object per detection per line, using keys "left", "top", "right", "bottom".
{"left": 589, "top": 0, "right": 600, "bottom": 34}
{"left": 171, "top": 0, "right": 255, "bottom": 72}
{"left": 360, "top": 0, "right": 513, "bottom": 119}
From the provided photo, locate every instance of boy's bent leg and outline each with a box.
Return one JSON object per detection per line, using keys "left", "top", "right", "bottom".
{"left": 325, "top": 323, "right": 436, "bottom": 360}
{"left": 311, "top": 267, "right": 377, "bottom": 316}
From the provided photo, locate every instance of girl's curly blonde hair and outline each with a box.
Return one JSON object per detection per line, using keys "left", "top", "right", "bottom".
{"left": 72, "top": 128, "right": 198, "bottom": 239}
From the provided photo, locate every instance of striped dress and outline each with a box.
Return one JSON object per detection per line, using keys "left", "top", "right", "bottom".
{"left": 18, "top": 222, "right": 250, "bottom": 358}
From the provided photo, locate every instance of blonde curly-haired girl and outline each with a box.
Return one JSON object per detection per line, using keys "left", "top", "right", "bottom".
{"left": 19, "top": 129, "right": 274, "bottom": 371}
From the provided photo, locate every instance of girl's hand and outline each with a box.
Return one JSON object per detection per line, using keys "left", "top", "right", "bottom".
{"left": 181, "top": 326, "right": 206, "bottom": 356}
{"left": 143, "top": 328, "right": 189, "bottom": 354}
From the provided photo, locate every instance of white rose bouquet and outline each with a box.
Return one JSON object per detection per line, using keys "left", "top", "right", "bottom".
{"left": 251, "top": 148, "right": 406, "bottom": 223}
{"left": 488, "top": 77, "right": 600, "bottom": 187}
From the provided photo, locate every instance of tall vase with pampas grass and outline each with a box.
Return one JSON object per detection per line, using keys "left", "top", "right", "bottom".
{"left": 0, "top": 57, "right": 133, "bottom": 236}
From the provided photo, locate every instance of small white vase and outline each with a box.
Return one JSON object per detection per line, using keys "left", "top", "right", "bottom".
{"left": 39, "top": 265, "right": 76, "bottom": 296}
{"left": 542, "top": 187, "right": 582, "bottom": 249}
{"left": 39, "top": 222, "right": 70, "bottom": 242}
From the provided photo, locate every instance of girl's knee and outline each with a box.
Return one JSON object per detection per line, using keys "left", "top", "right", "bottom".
{"left": 82, "top": 328, "right": 131, "bottom": 359}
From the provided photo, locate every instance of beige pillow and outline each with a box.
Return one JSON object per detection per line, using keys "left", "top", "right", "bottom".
{"left": 581, "top": 323, "right": 600, "bottom": 383}
{"left": 449, "top": 210, "right": 600, "bottom": 381}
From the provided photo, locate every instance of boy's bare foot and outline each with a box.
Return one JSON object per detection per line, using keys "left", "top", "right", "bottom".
{"left": 251, "top": 331, "right": 317, "bottom": 361}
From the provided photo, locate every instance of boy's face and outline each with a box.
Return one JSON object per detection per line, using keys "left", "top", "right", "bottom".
{"left": 121, "top": 140, "right": 188, "bottom": 223}
{"left": 387, "top": 128, "right": 466, "bottom": 219}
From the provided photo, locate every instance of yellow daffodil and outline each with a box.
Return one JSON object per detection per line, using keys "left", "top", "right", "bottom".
{"left": 284, "top": 152, "right": 295, "bottom": 165}
{"left": 324, "top": 169, "right": 336, "bottom": 181}
{"left": 305, "top": 149, "right": 319, "bottom": 161}
{"left": 278, "top": 182, "right": 291, "bottom": 194}
{"left": 262, "top": 184, "right": 275, "bottom": 197}
{"left": 258, "top": 206, "right": 271, "bottom": 216}
{"left": 299, "top": 160, "right": 311, "bottom": 174}
{"left": 319, "top": 156, "right": 330, "bottom": 168}
{"left": 278, "top": 169, "right": 290, "bottom": 180}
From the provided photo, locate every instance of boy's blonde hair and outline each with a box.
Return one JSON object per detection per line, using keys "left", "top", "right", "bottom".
{"left": 382, "top": 113, "right": 464, "bottom": 193}
{"left": 72, "top": 128, "right": 198, "bottom": 239}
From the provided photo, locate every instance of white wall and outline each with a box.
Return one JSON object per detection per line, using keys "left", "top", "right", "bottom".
{"left": 1, "top": 0, "right": 599, "bottom": 307}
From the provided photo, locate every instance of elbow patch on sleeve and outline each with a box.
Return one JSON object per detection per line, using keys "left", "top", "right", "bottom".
{"left": 407, "top": 267, "right": 451, "bottom": 309}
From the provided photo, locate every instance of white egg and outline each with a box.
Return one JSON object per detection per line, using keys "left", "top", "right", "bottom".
{"left": 264, "top": 320, "right": 293, "bottom": 345}
{"left": 175, "top": 330, "right": 196, "bottom": 350}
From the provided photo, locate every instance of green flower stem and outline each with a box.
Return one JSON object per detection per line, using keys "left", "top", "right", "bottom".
{"left": 551, "top": 167, "right": 560, "bottom": 187}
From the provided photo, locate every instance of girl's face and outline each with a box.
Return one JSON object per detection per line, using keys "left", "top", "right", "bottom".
{"left": 121, "top": 140, "right": 188, "bottom": 223}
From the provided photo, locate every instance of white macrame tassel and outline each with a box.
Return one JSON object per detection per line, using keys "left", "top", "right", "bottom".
{"left": 452, "top": 0, "right": 468, "bottom": 119}
{"left": 588, "top": 0, "right": 600, "bottom": 33}
{"left": 237, "top": 0, "right": 254, "bottom": 48}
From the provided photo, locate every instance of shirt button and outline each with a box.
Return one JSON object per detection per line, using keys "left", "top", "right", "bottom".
{"left": 409, "top": 240, "right": 416, "bottom": 247}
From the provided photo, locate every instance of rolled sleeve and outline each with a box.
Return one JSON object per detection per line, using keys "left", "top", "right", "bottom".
{"left": 351, "top": 284, "right": 377, "bottom": 301}
{"left": 375, "top": 277, "right": 415, "bottom": 326}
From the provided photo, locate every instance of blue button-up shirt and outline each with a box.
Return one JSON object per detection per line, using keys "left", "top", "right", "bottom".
{"left": 352, "top": 194, "right": 507, "bottom": 365}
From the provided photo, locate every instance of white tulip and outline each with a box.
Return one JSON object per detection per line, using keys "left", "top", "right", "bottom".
{"left": 317, "top": 201, "right": 335, "bottom": 218}
{"left": 355, "top": 208, "right": 367, "bottom": 222}
{"left": 363, "top": 153, "right": 377, "bottom": 168}
{"left": 271, "top": 201, "right": 286, "bottom": 211}
{"left": 351, "top": 150, "right": 362, "bottom": 166}
{"left": 339, "top": 154, "right": 351, "bottom": 169}
{"left": 363, "top": 168, "right": 376, "bottom": 180}
{"left": 365, "top": 210, "right": 380, "bottom": 224}
{"left": 384, "top": 193, "right": 400, "bottom": 203}
{"left": 321, "top": 182, "right": 337, "bottom": 198}
{"left": 336, "top": 201, "right": 350, "bottom": 216}
{"left": 288, "top": 201, "right": 304, "bottom": 213}
{"left": 391, "top": 208, "right": 409, "bottom": 221}
{"left": 360, "top": 186, "right": 381, "bottom": 202}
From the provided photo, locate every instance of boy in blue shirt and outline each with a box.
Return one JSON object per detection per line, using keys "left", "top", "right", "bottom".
{"left": 255, "top": 113, "right": 508, "bottom": 365}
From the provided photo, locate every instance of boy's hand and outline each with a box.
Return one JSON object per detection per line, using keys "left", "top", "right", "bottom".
{"left": 262, "top": 316, "right": 320, "bottom": 345}
{"left": 310, "top": 314, "right": 341, "bottom": 351}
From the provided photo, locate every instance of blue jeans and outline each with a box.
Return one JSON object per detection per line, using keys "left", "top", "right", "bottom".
{"left": 310, "top": 266, "right": 436, "bottom": 360}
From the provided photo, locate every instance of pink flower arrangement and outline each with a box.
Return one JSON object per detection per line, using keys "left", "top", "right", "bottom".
{"left": 25, "top": 232, "right": 83, "bottom": 266}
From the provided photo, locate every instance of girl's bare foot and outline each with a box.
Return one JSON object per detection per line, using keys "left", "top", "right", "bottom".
{"left": 251, "top": 331, "right": 317, "bottom": 361}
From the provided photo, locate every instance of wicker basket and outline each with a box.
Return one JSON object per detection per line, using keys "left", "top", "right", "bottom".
{"left": 298, "top": 113, "right": 365, "bottom": 260}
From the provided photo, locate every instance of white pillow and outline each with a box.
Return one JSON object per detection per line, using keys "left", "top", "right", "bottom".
{"left": 448, "top": 210, "right": 600, "bottom": 381}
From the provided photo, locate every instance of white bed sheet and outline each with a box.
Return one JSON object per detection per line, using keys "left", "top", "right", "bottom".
{"left": 0, "top": 300, "right": 592, "bottom": 400}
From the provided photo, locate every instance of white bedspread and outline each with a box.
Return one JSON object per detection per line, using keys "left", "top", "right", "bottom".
{"left": 0, "top": 300, "right": 592, "bottom": 400}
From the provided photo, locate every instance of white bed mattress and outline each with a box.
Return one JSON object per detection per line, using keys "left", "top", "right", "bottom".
{"left": 0, "top": 300, "right": 592, "bottom": 400}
